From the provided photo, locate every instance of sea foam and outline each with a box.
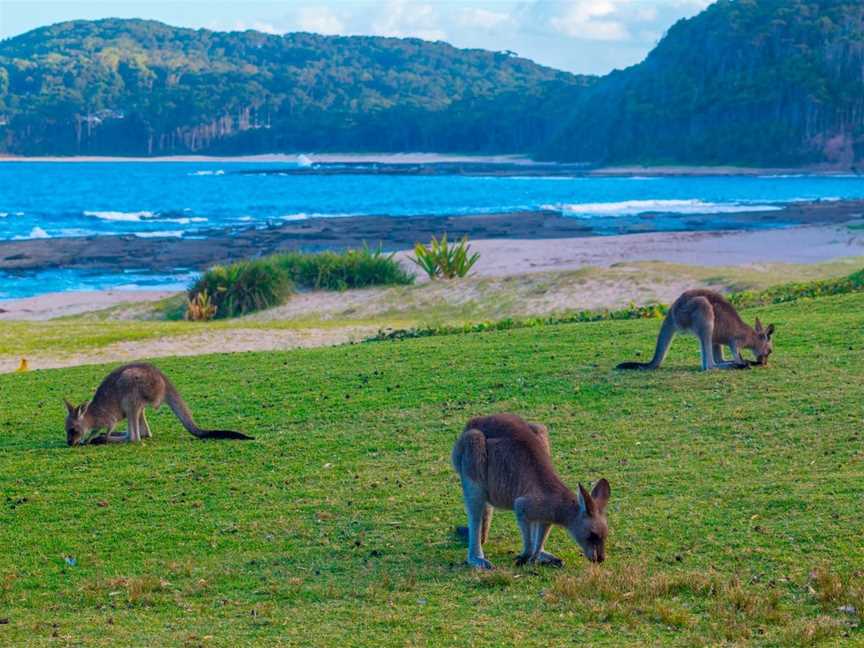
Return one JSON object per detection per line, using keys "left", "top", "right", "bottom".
{"left": 546, "top": 199, "right": 781, "bottom": 217}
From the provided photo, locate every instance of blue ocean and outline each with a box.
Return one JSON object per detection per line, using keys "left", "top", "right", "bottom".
{"left": 1, "top": 161, "right": 864, "bottom": 299}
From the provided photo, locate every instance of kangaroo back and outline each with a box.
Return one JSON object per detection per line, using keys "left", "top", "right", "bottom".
{"left": 164, "top": 381, "right": 253, "bottom": 440}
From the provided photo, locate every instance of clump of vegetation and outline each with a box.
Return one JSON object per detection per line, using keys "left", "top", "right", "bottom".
{"left": 410, "top": 234, "right": 480, "bottom": 279}
{"left": 273, "top": 245, "right": 414, "bottom": 291}
{"left": 190, "top": 259, "right": 293, "bottom": 319}
{"left": 184, "top": 290, "right": 217, "bottom": 321}
{"left": 189, "top": 246, "right": 413, "bottom": 319}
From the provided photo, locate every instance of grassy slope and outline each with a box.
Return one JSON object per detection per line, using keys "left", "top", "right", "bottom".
{"left": 0, "top": 293, "right": 863, "bottom": 646}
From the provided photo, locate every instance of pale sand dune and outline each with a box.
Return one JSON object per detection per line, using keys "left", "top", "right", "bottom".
{"left": 0, "top": 290, "right": 175, "bottom": 321}
{"left": 445, "top": 224, "right": 864, "bottom": 276}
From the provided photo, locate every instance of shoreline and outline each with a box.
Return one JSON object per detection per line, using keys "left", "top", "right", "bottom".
{"left": 2, "top": 223, "right": 863, "bottom": 320}
{"left": 0, "top": 153, "right": 859, "bottom": 176}
{"left": 1, "top": 200, "right": 863, "bottom": 274}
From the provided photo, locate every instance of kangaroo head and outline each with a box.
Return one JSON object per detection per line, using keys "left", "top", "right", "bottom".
{"left": 64, "top": 399, "right": 90, "bottom": 446}
{"left": 751, "top": 318, "right": 776, "bottom": 365}
{"left": 566, "top": 478, "right": 611, "bottom": 563}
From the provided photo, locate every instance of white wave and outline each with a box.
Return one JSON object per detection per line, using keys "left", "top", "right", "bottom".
{"left": 189, "top": 169, "right": 225, "bottom": 176}
{"left": 0, "top": 213, "right": 7, "bottom": 218}
{"left": 28, "top": 226, "right": 50, "bottom": 239}
{"left": 162, "top": 216, "right": 207, "bottom": 224}
{"left": 134, "top": 231, "right": 184, "bottom": 238}
{"left": 296, "top": 154, "right": 313, "bottom": 168}
{"left": 545, "top": 199, "right": 782, "bottom": 217}
{"left": 84, "top": 210, "right": 155, "bottom": 222}
{"left": 83, "top": 210, "right": 206, "bottom": 224}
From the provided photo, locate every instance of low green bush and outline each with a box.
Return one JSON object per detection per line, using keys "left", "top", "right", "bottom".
{"left": 190, "top": 259, "right": 293, "bottom": 319}
{"left": 273, "top": 244, "right": 414, "bottom": 291}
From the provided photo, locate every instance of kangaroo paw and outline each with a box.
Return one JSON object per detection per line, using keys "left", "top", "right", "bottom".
{"left": 535, "top": 552, "right": 564, "bottom": 568}
{"left": 467, "top": 557, "right": 494, "bottom": 570}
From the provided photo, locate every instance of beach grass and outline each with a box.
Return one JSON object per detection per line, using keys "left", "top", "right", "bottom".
{"left": 0, "top": 291, "right": 862, "bottom": 646}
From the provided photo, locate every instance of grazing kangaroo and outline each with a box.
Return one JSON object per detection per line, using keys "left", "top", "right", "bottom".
{"left": 616, "top": 289, "right": 775, "bottom": 371}
{"left": 64, "top": 363, "right": 253, "bottom": 446}
{"left": 452, "top": 413, "right": 610, "bottom": 569}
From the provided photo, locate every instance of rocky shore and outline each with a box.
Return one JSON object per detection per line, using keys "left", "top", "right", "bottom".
{"left": 0, "top": 200, "right": 862, "bottom": 274}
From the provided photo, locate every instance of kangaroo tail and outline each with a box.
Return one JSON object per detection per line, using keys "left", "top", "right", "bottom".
{"left": 164, "top": 382, "right": 254, "bottom": 440}
{"left": 616, "top": 315, "right": 676, "bottom": 371}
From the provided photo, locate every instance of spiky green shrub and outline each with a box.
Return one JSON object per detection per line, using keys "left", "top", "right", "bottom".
{"left": 409, "top": 234, "right": 480, "bottom": 280}
{"left": 190, "top": 259, "right": 293, "bottom": 319}
{"left": 273, "top": 244, "right": 414, "bottom": 291}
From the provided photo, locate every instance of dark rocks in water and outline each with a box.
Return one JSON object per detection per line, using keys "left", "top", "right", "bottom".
{"left": 0, "top": 200, "right": 861, "bottom": 275}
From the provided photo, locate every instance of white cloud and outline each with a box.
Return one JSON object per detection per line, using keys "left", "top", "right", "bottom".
{"left": 371, "top": 1, "right": 448, "bottom": 41}
{"left": 549, "top": 1, "right": 630, "bottom": 41}
{"left": 227, "top": 19, "right": 281, "bottom": 35}
{"left": 295, "top": 7, "right": 345, "bottom": 35}
{"left": 457, "top": 8, "right": 512, "bottom": 29}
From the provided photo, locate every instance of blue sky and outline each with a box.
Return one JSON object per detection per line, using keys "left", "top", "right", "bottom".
{"left": 0, "top": 1, "right": 713, "bottom": 74}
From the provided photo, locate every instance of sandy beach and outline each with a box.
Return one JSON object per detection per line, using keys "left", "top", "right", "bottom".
{"left": 2, "top": 222, "right": 862, "bottom": 321}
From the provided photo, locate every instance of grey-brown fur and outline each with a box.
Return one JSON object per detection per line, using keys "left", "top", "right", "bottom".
{"left": 451, "top": 413, "right": 610, "bottom": 570}
{"left": 64, "top": 363, "right": 253, "bottom": 445}
{"left": 616, "top": 289, "right": 776, "bottom": 371}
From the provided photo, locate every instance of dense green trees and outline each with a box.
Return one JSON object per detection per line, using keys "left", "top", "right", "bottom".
{"left": 2, "top": 1, "right": 863, "bottom": 165}
{"left": 0, "top": 19, "right": 587, "bottom": 155}
{"left": 540, "top": 0, "right": 864, "bottom": 166}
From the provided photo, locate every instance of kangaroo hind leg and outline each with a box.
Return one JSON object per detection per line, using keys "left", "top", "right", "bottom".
{"left": 453, "top": 429, "right": 492, "bottom": 570}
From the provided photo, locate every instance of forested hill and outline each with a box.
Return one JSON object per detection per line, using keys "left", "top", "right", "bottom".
{"left": 0, "top": 19, "right": 588, "bottom": 156}
{"left": 540, "top": 0, "right": 864, "bottom": 167}
{"left": 2, "top": 1, "right": 864, "bottom": 166}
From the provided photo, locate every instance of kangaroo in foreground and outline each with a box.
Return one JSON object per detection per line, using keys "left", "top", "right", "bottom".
{"left": 452, "top": 413, "right": 610, "bottom": 569}
{"left": 616, "top": 289, "right": 775, "bottom": 371}
{"left": 64, "top": 363, "right": 253, "bottom": 445}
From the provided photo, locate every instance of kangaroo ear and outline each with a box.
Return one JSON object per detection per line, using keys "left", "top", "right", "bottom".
{"left": 64, "top": 399, "right": 75, "bottom": 414}
{"left": 754, "top": 317, "right": 763, "bottom": 333}
{"left": 578, "top": 482, "right": 596, "bottom": 517}
{"left": 591, "top": 478, "right": 611, "bottom": 512}
{"left": 766, "top": 323, "right": 775, "bottom": 338}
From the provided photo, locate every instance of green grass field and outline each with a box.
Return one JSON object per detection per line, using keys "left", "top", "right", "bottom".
{"left": 1, "top": 292, "right": 862, "bottom": 646}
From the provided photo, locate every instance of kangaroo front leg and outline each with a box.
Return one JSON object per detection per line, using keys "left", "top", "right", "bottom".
{"left": 514, "top": 498, "right": 537, "bottom": 566}
{"left": 126, "top": 407, "right": 141, "bottom": 442}
{"left": 460, "top": 477, "right": 493, "bottom": 570}
{"left": 480, "top": 505, "right": 493, "bottom": 545}
{"left": 532, "top": 524, "right": 562, "bottom": 567}
{"left": 728, "top": 341, "right": 750, "bottom": 369}
{"left": 139, "top": 410, "right": 152, "bottom": 439}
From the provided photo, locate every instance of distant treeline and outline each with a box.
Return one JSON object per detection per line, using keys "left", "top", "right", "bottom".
{"left": 1, "top": 1, "right": 863, "bottom": 166}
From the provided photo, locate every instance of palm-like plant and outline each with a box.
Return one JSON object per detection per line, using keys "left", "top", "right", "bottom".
{"left": 409, "top": 234, "right": 480, "bottom": 280}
